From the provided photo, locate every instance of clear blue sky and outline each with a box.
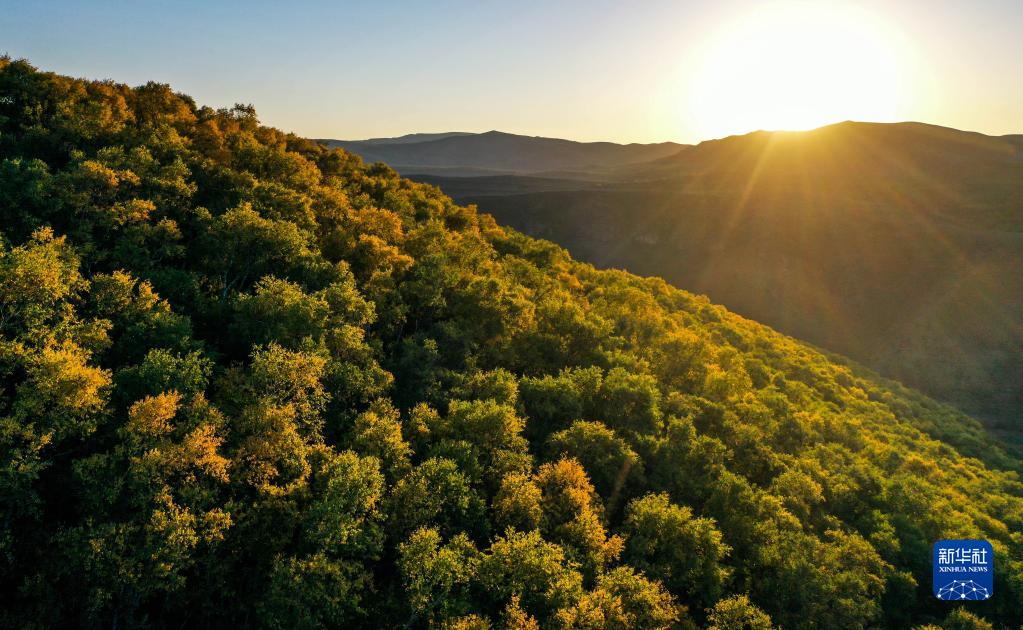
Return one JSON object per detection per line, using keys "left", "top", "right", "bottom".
{"left": 2, "top": 0, "right": 1021, "bottom": 143}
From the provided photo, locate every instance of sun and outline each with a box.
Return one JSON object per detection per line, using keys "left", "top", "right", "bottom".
{"left": 689, "top": 2, "right": 913, "bottom": 140}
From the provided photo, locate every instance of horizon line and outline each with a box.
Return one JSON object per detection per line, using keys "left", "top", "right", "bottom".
{"left": 325, "top": 119, "right": 1020, "bottom": 148}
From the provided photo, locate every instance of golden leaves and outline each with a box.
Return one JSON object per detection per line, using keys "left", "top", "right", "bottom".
{"left": 127, "top": 391, "right": 180, "bottom": 439}
{"left": 28, "top": 341, "right": 111, "bottom": 419}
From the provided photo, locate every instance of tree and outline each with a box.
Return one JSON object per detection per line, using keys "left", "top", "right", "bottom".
{"left": 492, "top": 472, "right": 542, "bottom": 532}
{"left": 260, "top": 552, "right": 372, "bottom": 628}
{"left": 940, "top": 608, "right": 994, "bottom": 630}
{"left": 232, "top": 276, "right": 330, "bottom": 349}
{"left": 706, "top": 594, "right": 772, "bottom": 630}
{"left": 350, "top": 399, "right": 411, "bottom": 479}
{"left": 534, "top": 459, "right": 623, "bottom": 578}
{"left": 546, "top": 420, "right": 644, "bottom": 514}
{"left": 301, "top": 450, "right": 384, "bottom": 559}
{"left": 595, "top": 368, "right": 662, "bottom": 437}
{"left": 476, "top": 529, "right": 583, "bottom": 622}
{"left": 0, "top": 227, "right": 85, "bottom": 335}
{"left": 581, "top": 566, "right": 686, "bottom": 629}
{"left": 397, "top": 527, "right": 480, "bottom": 625}
{"left": 622, "top": 493, "right": 729, "bottom": 609}
{"left": 259, "top": 450, "right": 384, "bottom": 628}
{"left": 427, "top": 399, "right": 532, "bottom": 488}
{"left": 18, "top": 340, "right": 111, "bottom": 441}
{"left": 196, "top": 204, "right": 321, "bottom": 298}
{"left": 386, "top": 458, "right": 487, "bottom": 541}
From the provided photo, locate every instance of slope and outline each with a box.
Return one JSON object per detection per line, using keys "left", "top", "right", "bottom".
{"left": 1, "top": 59, "right": 1022, "bottom": 629}
{"left": 426, "top": 122, "right": 1023, "bottom": 433}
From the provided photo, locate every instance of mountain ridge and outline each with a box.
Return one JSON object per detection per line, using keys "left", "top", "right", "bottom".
{"left": 322, "top": 130, "right": 688, "bottom": 176}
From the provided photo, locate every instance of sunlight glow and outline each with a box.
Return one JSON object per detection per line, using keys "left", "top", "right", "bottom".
{"left": 689, "top": 2, "right": 914, "bottom": 140}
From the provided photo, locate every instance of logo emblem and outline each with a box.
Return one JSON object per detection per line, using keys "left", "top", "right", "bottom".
{"left": 933, "top": 539, "right": 993, "bottom": 600}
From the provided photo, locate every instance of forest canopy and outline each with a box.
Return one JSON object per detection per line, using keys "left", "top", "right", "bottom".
{"left": 1, "top": 58, "right": 1021, "bottom": 629}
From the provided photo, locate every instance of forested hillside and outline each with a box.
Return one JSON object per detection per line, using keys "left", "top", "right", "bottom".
{"left": 1, "top": 59, "right": 1021, "bottom": 629}
{"left": 423, "top": 123, "right": 1023, "bottom": 433}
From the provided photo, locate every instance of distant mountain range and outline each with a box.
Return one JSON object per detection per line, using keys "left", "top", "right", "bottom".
{"left": 325, "top": 123, "right": 1023, "bottom": 436}
{"left": 320, "top": 130, "right": 686, "bottom": 177}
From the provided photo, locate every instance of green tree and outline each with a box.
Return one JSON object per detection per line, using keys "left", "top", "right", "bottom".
{"left": 546, "top": 420, "right": 645, "bottom": 514}
{"left": 623, "top": 493, "right": 729, "bottom": 609}
{"left": 477, "top": 529, "right": 584, "bottom": 623}
{"left": 397, "top": 527, "right": 480, "bottom": 625}
{"left": 706, "top": 594, "right": 772, "bottom": 630}
{"left": 387, "top": 458, "right": 487, "bottom": 541}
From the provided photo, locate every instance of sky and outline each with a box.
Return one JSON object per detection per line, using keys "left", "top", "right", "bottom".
{"left": 2, "top": 0, "right": 1022, "bottom": 144}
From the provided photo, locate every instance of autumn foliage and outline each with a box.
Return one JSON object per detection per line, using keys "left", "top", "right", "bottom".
{"left": 0, "top": 58, "right": 1020, "bottom": 629}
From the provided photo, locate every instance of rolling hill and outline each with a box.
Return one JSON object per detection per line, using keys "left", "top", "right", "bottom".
{"left": 405, "top": 122, "right": 1023, "bottom": 434}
